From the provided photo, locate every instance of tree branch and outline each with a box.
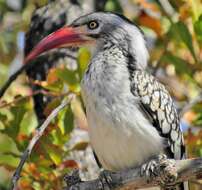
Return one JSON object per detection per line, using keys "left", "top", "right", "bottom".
{"left": 10, "top": 94, "right": 75, "bottom": 190}
{"left": 64, "top": 157, "right": 202, "bottom": 190}
{"left": 0, "top": 52, "right": 77, "bottom": 99}
{"left": 0, "top": 62, "right": 33, "bottom": 98}
{"left": 0, "top": 89, "right": 72, "bottom": 108}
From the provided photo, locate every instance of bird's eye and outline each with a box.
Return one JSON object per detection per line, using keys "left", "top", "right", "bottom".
{"left": 87, "top": 21, "right": 99, "bottom": 30}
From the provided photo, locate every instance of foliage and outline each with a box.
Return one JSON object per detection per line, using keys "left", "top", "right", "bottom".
{"left": 0, "top": 0, "right": 201, "bottom": 189}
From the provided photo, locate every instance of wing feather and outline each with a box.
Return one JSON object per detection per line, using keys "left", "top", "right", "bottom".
{"left": 130, "top": 70, "right": 185, "bottom": 159}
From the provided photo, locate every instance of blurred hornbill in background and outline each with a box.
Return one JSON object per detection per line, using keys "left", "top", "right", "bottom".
{"left": 25, "top": 0, "right": 109, "bottom": 180}
{"left": 25, "top": 0, "right": 107, "bottom": 123}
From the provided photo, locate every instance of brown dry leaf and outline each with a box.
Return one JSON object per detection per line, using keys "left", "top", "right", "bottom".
{"left": 183, "top": 111, "right": 197, "bottom": 123}
{"left": 16, "top": 133, "right": 29, "bottom": 142}
{"left": 32, "top": 140, "right": 44, "bottom": 155}
{"left": 27, "top": 163, "right": 41, "bottom": 180}
{"left": 19, "top": 179, "right": 34, "bottom": 190}
{"left": 138, "top": 11, "right": 162, "bottom": 36}
{"left": 27, "top": 163, "right": 37, "bottom": 173}
{"left": 71, "top": 98, "right": 88, "bottom": 131}
{"left": 60, "top": 159, "right": 79, "bottom": 169}
{"left": 186, "top": 129, "right": 202, "bottom": 158}
{"left": 31, "top": 79, "right": 48, "bottom": 88}
{"left": 135, "top": 0, "right": 159, "bottom": 12}
{"left": 49, "top": 173, "right": 57, "bottom": 181}
{"left": 47, "top": 68, "right": 59, "bottom": 84}
{"left": 179, "top": 3, "right": 191, "bottom": 21}
{"left": 43, "top": 123, "right": 57, "bottom": 135}
{"left": 71, "top": 141, "right": 89, "bottom": 151}
{"left": 186, "top": 130, "right": 198, "bottom": 145}
{"left": 43, "top": 99, "right": 61, "bottom": 116}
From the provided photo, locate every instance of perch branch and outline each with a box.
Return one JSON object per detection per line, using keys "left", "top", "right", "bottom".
{"left": 64, "top": 157, "right": 202, "bottom": 190}
{"left": 10, "top": 94, "right": 75, "bottom": 190}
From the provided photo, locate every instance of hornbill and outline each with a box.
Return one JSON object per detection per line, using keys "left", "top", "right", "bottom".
{"left": 25, "top": 12, "right": 186, "bottom": 189}
{"left": 25, "top": 0, "right": 106, "bottom": 123}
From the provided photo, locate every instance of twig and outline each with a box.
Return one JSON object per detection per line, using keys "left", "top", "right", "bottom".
{"left": 0, "top": 51, "right": 77, "bottom": 99}
{"left": 180, "top": 92, "right": 202, "bottom": 117}
{"left": 157, "top": 0, "right": 175, "bottom": 17}
{"left": 10, "top": 94, "right": 75, "bottom": 190}
{"left": 0, "top": 90, "right": 45, "bottom": 108}
{"left": 0, "top": 62, "right": 34, "bottom": 99}
{"left": 0, "top": 89, "right": 71, "bottom": 108}
{"left": 64, "top": 157, "right": 202, "bottom": 190}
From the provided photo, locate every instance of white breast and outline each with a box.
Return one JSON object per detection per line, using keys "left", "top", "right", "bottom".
{"left": 83, "top": 91, "right": 165, "bottom": 170}
{"left": 81, "top": 48, "right": 165, "bottom": 171}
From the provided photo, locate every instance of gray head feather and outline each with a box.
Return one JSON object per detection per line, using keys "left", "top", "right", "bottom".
{"left": 72, "top": 12, "right": 149, "bottom": 69}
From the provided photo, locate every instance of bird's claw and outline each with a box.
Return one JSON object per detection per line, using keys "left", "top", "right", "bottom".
{"left": 63, "top": 169, "right": 82, "bottom": 188}
{"left": 141, "top": 156, "right": 161, "bottom": 182}
{"left": 157, "top": 158, "right": 178, "bottom": 187}
{"left": 141, "top": 154, "right": 178, "bottom": 187}
{"left": 99, "top": 169, "right": 115, "bottom": 190}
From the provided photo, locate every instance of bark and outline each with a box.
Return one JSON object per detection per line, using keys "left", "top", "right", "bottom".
{"left": 64, "top": 157, "right": 202, "bottom": 190}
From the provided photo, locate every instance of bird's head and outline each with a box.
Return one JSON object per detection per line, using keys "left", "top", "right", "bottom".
{"left": 25, "top": 12, "right": 149, "bottom": 69}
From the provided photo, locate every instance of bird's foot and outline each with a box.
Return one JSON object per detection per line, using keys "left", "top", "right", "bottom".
{"left": 64, "top": 169, "right": 82, "bottom": 187}
{"left": 141, "top": 154, "right": 178, "bottom": 187}
{"left": 157, "top": 157, "right": 178, "bottom": 187}
{"left": 140, "top": 154, "right": 165, "bottom": 182}
{"left": 99, "top": 169, "right": 116, "bottom": 190}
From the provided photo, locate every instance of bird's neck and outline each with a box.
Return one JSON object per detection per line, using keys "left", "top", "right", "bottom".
{"left": 83, "top": 42, "right": 132, "bottom": 94}
{"left": 91, "top": 38, "right": 137, "bottom": 79}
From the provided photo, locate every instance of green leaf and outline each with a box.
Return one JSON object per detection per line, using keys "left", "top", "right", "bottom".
{"left": 0, "top": 113, "right": 7, "bottom": 130}
{"left": 0, "top": 113, "right": 7, "bottom": 122}
{"left": 0, "top": 153, "right": 20, "bottom": 168}
{"left": 3, "top": 105, "right": 27, "bottom": 139}
{"left": 56, "top": 68, "right": 78, "bottom": 85}
{"left": 58, "top": 105, "right": 74, "bottom": 135}
{"left": 51, "top": 128, "right": 70, "bottom": 146}
{"left": 56, "top": 68, "right": 80, "bottom": 92}
{"left": 189, "top": 0, "right": 202, "bottom": 21}
{"left": 194, "top": 15, "right": 202, "bottom": 42}
{"left": 0, "top": 133, "right": 20, "bottom": 155}
{"left": 10, "top": 106, "right": 26, "bottom": 127}
{"left": 105, "top": 0, "right": 123, "bottom": 12}
{"left": 20, "top": 110, "right": 37, "bottom": 135}
{"left": 43, "top": 80, "right": 64, "bottom": 92}
{"left": 193, "top": 113, "right": 202, "bottom": 126}
{"left": 45, "top": 144, "right": 62, "bottom": 165}
{"left": 71, "top": 141, "right": 89, "bottom": 151}
{"left": 37, "top": 164, "right": 53, "bottom": 173}
{"left": 171, "top": 21, "right": 197, "bottom": 62}
{"left": 77, "top": 47, "right": 91, "bottom": 80}
{"left": 32, "top": 181, "right": 42, "bottom": 190}
{"left": 161, "top": 52, "right": 193, "bottom": 76}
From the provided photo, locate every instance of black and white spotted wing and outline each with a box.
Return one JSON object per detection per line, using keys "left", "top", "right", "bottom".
{"left": 130, "top": 70, "right": 185, "bottom": 160}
